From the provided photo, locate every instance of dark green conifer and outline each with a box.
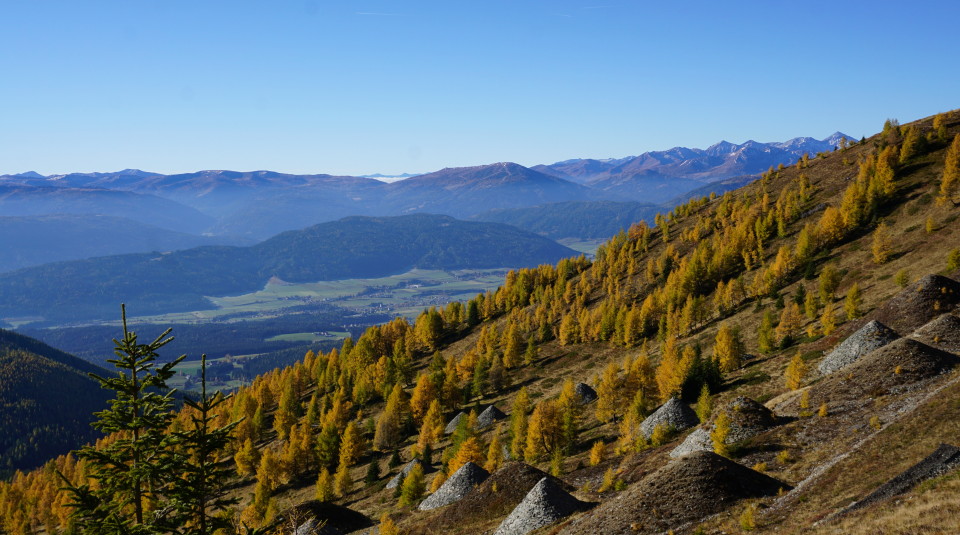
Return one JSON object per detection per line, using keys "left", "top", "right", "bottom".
{"left": 61, "top": 305, "right": 186, "bottom": 535}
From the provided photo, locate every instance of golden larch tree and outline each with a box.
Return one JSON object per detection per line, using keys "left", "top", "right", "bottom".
{"left": 785, "top": 352, "right": 807, "bottom": 391}
{"left": 871, "top": 222, "right": 894, "bottom": 264}
{"left": 937, "top": 133, "right": 960, "bottom": 206}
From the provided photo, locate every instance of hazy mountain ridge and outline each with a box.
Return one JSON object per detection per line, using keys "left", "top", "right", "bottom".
{"left": 470, "top": 200, "right": 661, "bottom": 239}
{"left": 0, "top": 214, "right": 577, "bottom": 322}
{"left": 0, "top": 214, "right": 252, "bottom": 273}
{"left": 0, "top": 182, "right": 215, "bottom": 234}
{"left": 0, "top": 133, "right": 851, "bottom": 240}
{"left": 531, "top": 133, "right": 853, "bottom": 199}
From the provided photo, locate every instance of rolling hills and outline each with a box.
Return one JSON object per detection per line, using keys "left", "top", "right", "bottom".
{"left": 0, "top": 182, "right": 215, "bottom": 234}
{"left": 0, "top": 214, "right": 250, "bottom": 273}
{"left": 0, "top": 214, "right": 577, "bottom": 323}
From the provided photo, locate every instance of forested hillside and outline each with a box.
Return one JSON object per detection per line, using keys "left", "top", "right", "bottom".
{"left": 2, "top": 111, "right": 959, "bottom": 535}
{"left": 0, "top": 330, "right": 108, "bottom": 477}
{"left": 0, "top": 214, "right": 575, "bottom": 322}
{"left": 0, "top": 214, "right": 247, "bottom": 273}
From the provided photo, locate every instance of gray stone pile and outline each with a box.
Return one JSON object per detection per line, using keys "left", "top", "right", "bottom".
{"left": 574, "top": 383, "right": 598, "bottom": 405}
{"left": 669, "top": 428, "right": 712, "bottom": 458}
{"left": 386, "top": 459, "right": 425, "bottom": 489}
{"left": 640, "top": 397, "right": 699, "bottom": 439}
{"left": 493, "top": 477, "right": 585, "bottom": 535}
{"left": 444, "top": 411, "right": 467, "bottom": 435}
{"left": 294, "top": 518, "right": 342, "bottom": 535}
{"left": 476, "top": 405, "right": 507, "bottom": 429}
{"left": 418, "top": 461, "right": 489, "bottom": 511}
{"left": 670, "top": 396, "right": 776, "bottom": 458}
{"left": 910, "top": 313, "right": 960, "bottom": 354}
{"left": 818, "top": 320, "right": 899, "bottom": 375}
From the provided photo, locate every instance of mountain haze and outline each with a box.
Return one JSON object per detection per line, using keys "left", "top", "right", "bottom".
{"left": 532, "top": 133, "right": 852, "bottom": 201}
{"left": 1, "top": 133, "right": 852, "bottom": 241}
{"left": 0, "top": 214, "right": 250, "bottom": 273}
{"left": 0, "top": 214, "right": 577, "bottom": 322}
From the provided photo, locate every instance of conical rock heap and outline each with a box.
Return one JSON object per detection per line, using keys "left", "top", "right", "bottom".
{"left": 417, "top": 462, "right": 563, "bottom": 535}
{"left": 819, "top": 320, "right": 899, "bottom": 375}
{"left": 444, "top": 411, "right": 467, "bottom": 435}
{"left": 418, "top": 461, "right": 489, "bottom": 511}
{"left": 640, "top": 397, "right": 699, "bottom": 439}
{"left": 561, "top": 451, "right": 787, "bottom": 534}
{"left": 386, "top": 459, "right": 426, "bottom": 489}
{"left": 294, "top": 518, "right": 342, "bottom": 535}
{"left": 494, "top": 477, "right": 588, "bottom": 535}
{"left": 670, "top": 396, "right": 776, "bottom": 458}
{"left": 574, "top": 383, "right": 598, "bottom": 405}
{"left": 870, "top": 274, "right": 960, "bottom": 333}
{"left": 811, "top": 337, "right": 958, "bottom": 403}
{"left": 476, "top": 405, "right": 507, "bottom": 429}
{"left": 910, "top": 313, "right": 960, "bottom": 354}
{"left": 283, "top": 501, "right": 372, "bottom": 535}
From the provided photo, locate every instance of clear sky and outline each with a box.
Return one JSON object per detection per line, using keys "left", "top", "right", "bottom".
{"left": 2, "top": 1, "right": 958, "bottom": 176}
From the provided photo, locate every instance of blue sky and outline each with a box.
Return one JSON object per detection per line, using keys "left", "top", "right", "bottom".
{"left": 2, "top": 1, "right": 958, "bottom": 176}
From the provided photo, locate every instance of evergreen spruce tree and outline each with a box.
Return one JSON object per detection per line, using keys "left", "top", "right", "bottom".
{"left": 61, "top": 305, "right": 185, "bottom": 535}
{"left": 168, "top": 355, "right": 241, "bottom": 535}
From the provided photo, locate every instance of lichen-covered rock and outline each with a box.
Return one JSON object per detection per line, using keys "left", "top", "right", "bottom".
{"left": 819, "top": 320, "right": 899, "bottom": 375}
{"left": 494, "top": 477, "right": 587, "bottom": 535}
{"left": 640, "top": 398, "right": 699, "bottom": 439}
{"left": 418, "top": 462, "right": 489, "bottom": 511}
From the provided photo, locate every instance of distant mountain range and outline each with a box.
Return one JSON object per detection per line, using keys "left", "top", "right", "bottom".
{"left": 1, "top": 133, "right": 850, "bottom": 238}
{"left": 531, "top": 132, "right": 852, "bottom": 198}
{"left": 0, "top": 133, "right": 851, "bottom": 273}
{"left": 0, "top": 214, "right": 576, "bottom": 323}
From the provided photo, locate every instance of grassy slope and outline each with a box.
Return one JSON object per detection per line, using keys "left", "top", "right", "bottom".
{"left": 4, "top": 111, "right": 958, "bottom": 533}
{"left": 244, "top": 110, "right": 960, "bottom": 534}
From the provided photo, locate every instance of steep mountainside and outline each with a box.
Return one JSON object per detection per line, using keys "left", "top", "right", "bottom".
{"left": 0, "top": 329, "right": 108, "bottom": 477}
{"left": 2, "top": 113, "right": 958, "bottom": 535}
{"left": 0, "top": 214, "right": 577, "bottom": 322}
